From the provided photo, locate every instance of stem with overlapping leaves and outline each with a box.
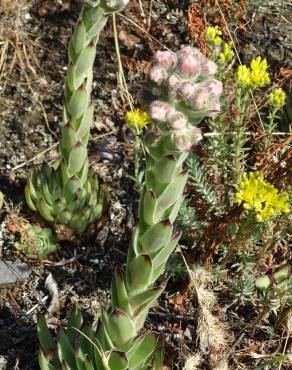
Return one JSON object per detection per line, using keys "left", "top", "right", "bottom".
{"left": 25, "top": 0, "right": 128, "bottom": 233}
{"left": 38, "top": 46, "right": 222, "bottom": 369}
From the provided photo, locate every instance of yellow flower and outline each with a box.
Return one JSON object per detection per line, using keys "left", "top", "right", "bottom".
{"left": 205, "top": 26, "right": 222, "bottom": 47}
{"left": 235, "top": 172, "right": 289, "bottom": 222}
{"left": 125, "top": 109, "right": 150, "bottom": 129}
{"left": 236, "top": 65, "right": 251, "bottom": 87}
{"left": 269, "top": 87, "right": 286, "bottom": 109}
{"left": 219, "top": 42, "right": 234, "bottom": 64}
{"left": 236, "top": 56, "right": 270, "bottom": 89}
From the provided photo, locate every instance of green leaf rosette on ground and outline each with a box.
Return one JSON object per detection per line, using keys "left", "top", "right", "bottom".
{"left": 25, "top": 1, "right": 130, "bottom": 233}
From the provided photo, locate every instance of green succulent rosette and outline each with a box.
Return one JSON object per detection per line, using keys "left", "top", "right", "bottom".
{"left": 25, "top": 0, "right": 131, "bottom": 233}
{"left": 14, "top": 223, "right": 58, "bottom": 260}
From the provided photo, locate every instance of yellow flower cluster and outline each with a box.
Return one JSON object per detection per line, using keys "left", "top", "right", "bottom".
{"left": 235, "top": 172, "right": 289, "bottom": 222}
{"left": 269, "top": 87, "right": 286, "bottom": 109}
{"left": 205, "top": 26, "right": 222, "bottom": 47}
{"left": 219, "top": 42, "right": 234, "bottom": 64}
{"left": 236, "top": 56, "right": 270, "bottom": 89}
{"left": 125, "top": 109, "right": 150, "bottom": 129}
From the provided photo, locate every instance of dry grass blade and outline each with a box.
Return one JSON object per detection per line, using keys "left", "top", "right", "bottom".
{"left": 183, "top": 353, "right": 203, "bottom": 370}
{"left": 180, "top": 253, "right": 230, "bottom": 366}
{"left": 0, "top": 0, "right": 56, "bottom": 136}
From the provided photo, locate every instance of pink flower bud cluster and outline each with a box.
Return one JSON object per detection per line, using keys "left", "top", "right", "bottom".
{"left": 140, "top": 46, "right": 223, "bottom": 150}
{"left": 147, "top": 46, "right": 222, "bottom": 117}
{"left": 149, "top": 100, "right": 203, "bottom": 150}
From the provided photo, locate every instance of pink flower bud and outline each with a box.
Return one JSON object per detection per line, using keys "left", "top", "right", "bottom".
{"left": 208, "top": 100, "right": 221, "bottom": 116}
{"left": 205, "top": 79, "right": 223, "bottom": 97}
{"left": 168, "top": 74, "right": 182, "bottom": 90}
{"left": 149, "top": 101, "right": 172, "bottom": 121}
{"left": 200, "top": 59, "right": 217, "bottom": 76}
{"left": 178, "top": 46, "right": 203, "bottom": 60}
{"left": 154, "top": 51, "right": 177, "bottom": 70}
{"left": 169, "top": 112, "right": 188, "bottom": 130}
{"left": 149, "top": 66, "right": 168, "bottom": 85}
{"left": 192, "top": 88, "right": 209, "bottom": 110}
{"left": 179, "top": 82, "right": 196, "bottom": 99}
{"left": 191, "top": 127, "right": 203, "bottom": 143}
{"left": 174, "top": 131, "right": 192, "bottom": 149}
{"left": 178, "top": 55, "right": 200, "bottom": 77}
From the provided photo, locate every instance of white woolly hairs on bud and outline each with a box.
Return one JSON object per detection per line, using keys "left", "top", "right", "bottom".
{"left": 205, "top": 79, "right": 223, "bottom": 97}
{"left": 168, "top": 74, "right": 182, "bottom": 90}
{"left": 168, "top": 112, "right": 188, "bottom": 130}
{"left": 192, "top": 88, "right": 210, "bottom": 110}
{"left": 149, "top": 66, "right": 168, "bottom": 85}
{"left": 174, "top": 130, "right": 192, "bottom": 150}
{"left": 177, "top": 46, "right": 204, "bottom": 60}
{"left": 200, "top": 59, "right": 218, "bottom": 77}
{"left": 154, "top": 51, "right": 178, "bottom": 70}
{"left": 177, "top": 55, "right": 201, "bottom": 77}
{"left": 149, "top": 101, "right": 172, "bottom": 121}
{"left": 179, "top": 82, "right": 196, "bottom": 99}
{"left": 191, "top": 127, "right": 203, "bottom": 143}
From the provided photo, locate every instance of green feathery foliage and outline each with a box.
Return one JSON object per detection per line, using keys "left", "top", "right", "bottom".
{"left": 176, "top": 200, "right": 202, "bottom": 231}
{"left": 206, "top": 115, "right": 230, "bottom": 180}
{"left": 186, "top": 153, "right": 222, "bottom": 213}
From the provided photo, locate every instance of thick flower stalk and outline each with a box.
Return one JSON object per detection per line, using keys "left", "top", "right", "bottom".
{"left": 37, "top": 46, "right": 222, "bottom": 369}
{"left": 25, "top": 0, "right": 129, "bottom": 233}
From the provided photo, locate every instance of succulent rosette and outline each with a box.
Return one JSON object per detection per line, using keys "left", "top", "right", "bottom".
{"left": 25, "top": 0, "right": 131, "bottom": 233}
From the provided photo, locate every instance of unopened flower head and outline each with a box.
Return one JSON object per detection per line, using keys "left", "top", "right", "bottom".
{"left": 168, "top": 112, "right": 188, "bottom": 130}
{"left": 179, "top": 82, "right": 196, "bottom": 99}
{"left": 178, "top": 55, "right": 201, "bottom": 77}
{"left": 236, "top": 56, "right": 270, "bottom": 89}
{"left": 205, "top": 25, "right": 222, "bottom": 47}
{"left": 177, "top": 46, "right": 202, "bottom": 59}
{"left": 269, "top": 87, "right": 286, "bottom": 109}
{"left": 192, "top": 88, "right": 209, "bottom": 110}
{"left": 125, "top": 109, "right": 150, "bottom": 129}
{"left": 219, "top": 42, "right": 234, "bottom": 64}
{"left": 149, "top": 101, "right": 172, "bottom": 121}
{"left": 154, "top": 50, "right": 177, "bottom": 70}
{"left": 140, "top": 45, "right": 223, "bottom": 148}
{"left": 205, "top": 79, "right": 223, "bottom": 97}
{"left": 174, "top": 131, "right": 192, "bottom": 149}
{"left": 168, "top": 74, "right": 182, "bottom": 90}
{"left": 200, "top": 59, "right": 218, "bottom": 77}
{"left": 190, "top": 126, "right": 203, "bottom": 142}
{"left": 235, "top": 172, "right": 289, "bottom": 222}
{"left": 149, "top": 66, "right": 168, "bottom": 85}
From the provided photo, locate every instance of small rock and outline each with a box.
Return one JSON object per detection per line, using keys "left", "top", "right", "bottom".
{"left": 0, "top": 261, "right": 31, "bottom": 287}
